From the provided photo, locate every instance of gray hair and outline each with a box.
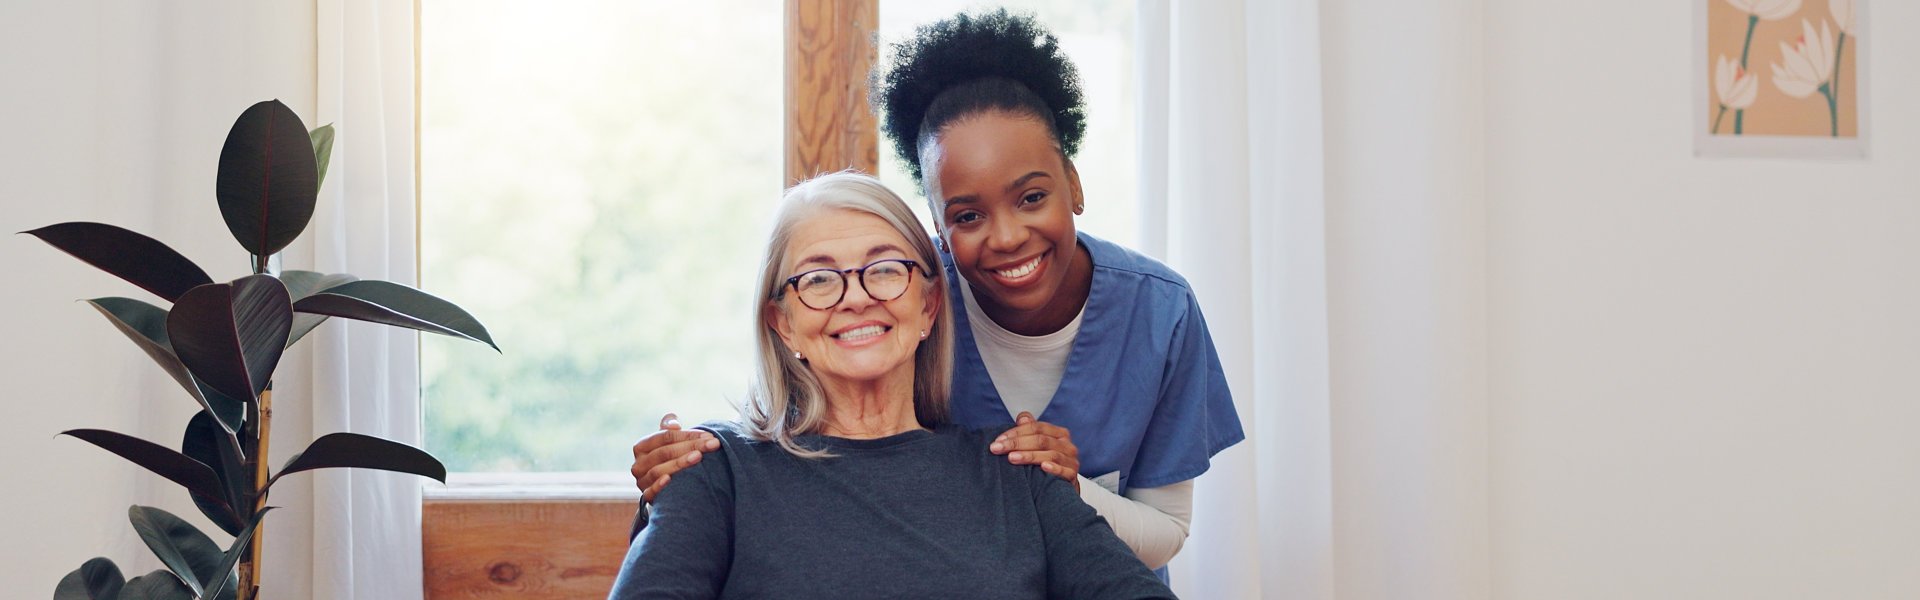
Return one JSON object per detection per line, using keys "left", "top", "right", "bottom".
{"left": 743, "top": 172, "right": 954, "bottom": 457}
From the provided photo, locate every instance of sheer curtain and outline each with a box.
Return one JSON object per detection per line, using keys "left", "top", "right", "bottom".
{"left": 1141, "top": 1, "right": 1489, "bottom": 598}
{"left": 281, "top": 1, "right": 425, "bottom": 598}
{"left": 1139, "top": 1, "right": 1305, "bottom": 597}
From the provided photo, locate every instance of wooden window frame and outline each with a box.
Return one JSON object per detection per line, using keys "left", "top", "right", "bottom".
{"left": 420, "top": 2, "right": 877, "bottom": 598}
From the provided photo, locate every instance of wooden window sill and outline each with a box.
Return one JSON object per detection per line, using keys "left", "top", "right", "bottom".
{"left": 423, "top": 472, "right": 640, "bottom": 599}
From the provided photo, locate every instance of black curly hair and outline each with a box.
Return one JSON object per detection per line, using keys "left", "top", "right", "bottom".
{"left": 873, "top": 9, "right": 1086, "bottom": 187}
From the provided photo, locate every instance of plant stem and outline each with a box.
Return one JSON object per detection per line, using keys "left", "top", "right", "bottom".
{"left": 1713, "top": 105, "right": 1728, "bottom": 134}
{"left": 1738, "top": 14, "right": 1758, "bottom": 68}
{"left": 1734, "top": 14, "right": 1758, "bottom": 135}
{"left": 239, "top": 385, "right": 273, "bottom": 600}
{"left": 1830, "top": 33, "right": 1847, "bottom": 137}
{"left": 1821, "top": 84, "right": 1837, "bottom": 137}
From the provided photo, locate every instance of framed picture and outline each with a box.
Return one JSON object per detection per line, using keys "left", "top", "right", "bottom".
{"left": 1695, "top": 0, "right": 1868, "bottom": 158}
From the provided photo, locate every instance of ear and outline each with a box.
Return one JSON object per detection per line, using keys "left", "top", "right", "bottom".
{"left": 765, "top": 300, "right": 798, "bottom": 351}
{"left": 917, "top": 290, "right": 943, "bottom": 342}
{"left": 921, "top": 283, "right": 943, "bottom": 325}
{"left": 1063, "top": 157, "right": 1086, "bottom": 215}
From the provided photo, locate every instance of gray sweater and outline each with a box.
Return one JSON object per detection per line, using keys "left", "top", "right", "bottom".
{"left": 608, "top": 422, "right": 1176, "bottom": 600}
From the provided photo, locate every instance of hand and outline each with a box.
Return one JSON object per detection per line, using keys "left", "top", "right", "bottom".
{"left": 989, "top": 412, "right": 1081, "bottom": 493}
{"left": 630, "top": 412, "right": 720, "bottom": 503}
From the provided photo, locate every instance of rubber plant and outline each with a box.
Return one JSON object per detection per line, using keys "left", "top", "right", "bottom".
{"left": 28, "top": 100, "right": 497, "bottom": 600}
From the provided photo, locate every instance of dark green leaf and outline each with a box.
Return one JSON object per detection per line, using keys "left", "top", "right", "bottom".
{"left": 280, "top": 270, "right": 358, "bottom": 349}
{"left": 22, "top": 222, "right": 213, "bottom": 302}
{"left": 119, "top": 569, "right": 194, "bottom": 600}
{"left": 168, "top": 276, "right": 292, "bottom": 403}
{"left": 216, "top": 99, "right": 318, "bottom": 256}
{"left": 292, "top": 280, "right": 497, "bottom": 352}
{"left": 53, "top": 557, "right": 124, "bottom": 600}
{"left": 85, "top": 298, "right": 196, "bottom": 403}
{"left": 270, "top": 432, "right": 447, "bottom": 488}
{"left": 192, "top": 378, "right": 249, "bottom": 437}
{"left": 183, "top": 411, "right": 248, "bottom": 536}
{"left": 86, "top": 298, "right": 246, "bottom": 433}
{"left": 311, "top": 124, "right": 335, "bottom": 190}
{"left": 128, "top": 505, "right": 218, "bottom": 599}
{"left": 203, "top": 507, "right": 275, "bottom": 600}
{"left": 61, "top": 430, "right": 235, "bottom": 522}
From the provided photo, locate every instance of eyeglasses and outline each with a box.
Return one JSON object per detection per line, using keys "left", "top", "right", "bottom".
{"left": 779, "top": 258, "right": 927, "bottom": 310}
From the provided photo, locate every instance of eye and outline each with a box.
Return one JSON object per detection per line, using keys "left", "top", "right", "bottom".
{"left": 865, "top": 261, "right": 908, "bottom": 279}
{"left": 950, "top": 211, "right": 982, "bottom": 225}
{"left": 796, "top": 270, "right": 839, "bottom": 290}
{"left": 1020, "top": 191, "right": 1047, "bottom": 206}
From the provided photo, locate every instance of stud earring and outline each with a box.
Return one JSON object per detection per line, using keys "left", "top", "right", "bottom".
{"left": 920, "top": 330, "right": 929, "bottom": 339}
{"left": 794, "top": 352, "right": 804, "bottom": 360}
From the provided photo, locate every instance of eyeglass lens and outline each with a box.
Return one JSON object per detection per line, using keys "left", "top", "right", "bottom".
{"left": 792, "top": 260, "right": 915, "bottom": 310}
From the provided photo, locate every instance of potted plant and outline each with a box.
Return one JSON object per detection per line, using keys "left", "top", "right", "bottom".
{"left": 29, "top": 99, "right": 496, "bottom": 600}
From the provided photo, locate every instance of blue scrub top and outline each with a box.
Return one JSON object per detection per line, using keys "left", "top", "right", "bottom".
{"left": 942, "top": 231, "right": 1245, "bottom": 494}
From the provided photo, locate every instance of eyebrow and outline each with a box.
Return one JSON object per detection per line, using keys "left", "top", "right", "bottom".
{"left": 794, "top": 243, "right": 910, "bottom": 270}
{"left": 942, "top": 171, "right": 1052, "bottom": 210}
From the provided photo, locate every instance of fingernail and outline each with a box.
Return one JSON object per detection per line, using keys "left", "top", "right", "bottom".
{"left": 685, "top": 451, "right": 701, "bottom": 462}
{"left": 1010, "top": 452, "right": 1023, "bottom": 462}
{"left": 990, "top": 442, "right": 1004, "bottom": 453}
{"left": 705, "top": 438, "right": 720, "bottom": 450}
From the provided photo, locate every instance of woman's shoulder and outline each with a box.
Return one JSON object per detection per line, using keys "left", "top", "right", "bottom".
{"left": 935, "top": 422, "right": 1014, "bottom": 443}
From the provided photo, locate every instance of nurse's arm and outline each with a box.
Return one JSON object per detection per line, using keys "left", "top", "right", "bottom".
{"left": 1077, "top": 478, "right": 1195, "bottom": 569}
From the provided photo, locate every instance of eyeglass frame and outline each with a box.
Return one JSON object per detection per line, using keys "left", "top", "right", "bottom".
{"left": 777, "top": 258, "right": 931, "bottom": 310}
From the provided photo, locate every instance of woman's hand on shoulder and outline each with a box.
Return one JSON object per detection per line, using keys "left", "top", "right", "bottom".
{"left": 631, "top": 413, "right": 721, "bottom": 502}
{"left": 990, "top": 412, "right": 1081, "bottom": 493}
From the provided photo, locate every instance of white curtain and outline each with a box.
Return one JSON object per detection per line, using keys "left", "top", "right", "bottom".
{"left": 1139, "top": 1, "right": 1292, "bottom": 598}
{"left": 1141, "top": 1, "right": 1489, "bottom": 598}
{"left": 280, "top": 1, "right": 425, "bottom": 598}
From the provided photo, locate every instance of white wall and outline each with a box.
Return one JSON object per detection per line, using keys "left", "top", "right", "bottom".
{"left": 0, "top": 1, "right": 315, "bottom": 593}
{"left": 1486, "top": 1, "right": 1920, "bottom": 598}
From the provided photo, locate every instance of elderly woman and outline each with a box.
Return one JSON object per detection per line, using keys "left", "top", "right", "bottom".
{"left": 606, "top": 173, "right": 1172, "bottom": 599}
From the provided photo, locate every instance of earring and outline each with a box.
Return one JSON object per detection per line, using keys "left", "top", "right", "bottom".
{"left": 1073, "top": 201, "right": 1084, "bottom": 214}
{"left": 794, "top": 352, "right": 804, "bottom": 360}
{"left": 919, "top": 330, "right": 929, "bottom": 339}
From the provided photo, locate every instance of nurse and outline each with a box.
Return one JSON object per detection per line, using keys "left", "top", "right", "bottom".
{"left": 631, "top": 9, "right": 1243, "bottom": 574}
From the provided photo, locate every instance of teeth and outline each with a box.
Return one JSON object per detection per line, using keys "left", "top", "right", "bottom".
{"left": 836, "top": 325, "right": 887, "bottom": 341}
{"left": 996, "top": 256, "right": 1041, "bottom": 279}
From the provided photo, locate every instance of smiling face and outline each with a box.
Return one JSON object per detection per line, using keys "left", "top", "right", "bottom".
{"left": 769, "top": 209, "right": 941, "bottom": 390}
{"left": 923, "top": 111, "right": 1091, "bottom": 335}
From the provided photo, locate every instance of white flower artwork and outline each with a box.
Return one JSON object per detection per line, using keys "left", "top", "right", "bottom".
{"left": 1696, "top": 0, "right": 1867, "bottom": 158}
{"left": 1770, "top": 19, "right": 1835, "bottom": 100}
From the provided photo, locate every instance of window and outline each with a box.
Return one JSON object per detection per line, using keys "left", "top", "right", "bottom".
{"left": 420, "top": 0, "right": 782, "bottom": 472}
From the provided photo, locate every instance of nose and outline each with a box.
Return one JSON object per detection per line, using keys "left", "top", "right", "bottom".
{"left": 838, "top": 273, "right": 880, "bottom": 311}
{"left": 985, "top": 214, "right": 1026, "bottom": 254}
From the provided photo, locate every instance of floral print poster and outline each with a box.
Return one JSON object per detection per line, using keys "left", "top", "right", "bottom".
{"left": 1696, "top": 0, "right": 1867, "bottom": 158}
